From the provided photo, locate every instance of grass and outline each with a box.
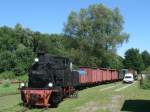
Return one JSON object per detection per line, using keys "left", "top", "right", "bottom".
{"left": 0, "top": 81, "right": 150, "bottom": 112}
{"left": 0, "top": 94, "right": 21, "bottom": 111}
{"left": 0, "top": 83, "right": 19, "bottom": 96}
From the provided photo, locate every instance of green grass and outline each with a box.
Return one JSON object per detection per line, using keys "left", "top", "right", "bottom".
{"left": 0, "top": 81, "right": 150, "bottom": 112}
{"left": 0, "top": 95, "right": 21, "bottom": 112}
{"left": 0, "top": 83, "right": 19, "bottom": 95}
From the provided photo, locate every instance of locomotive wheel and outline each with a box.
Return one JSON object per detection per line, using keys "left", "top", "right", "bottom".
{"left": 51, "top": 87, "right": 63, "bottom": 107}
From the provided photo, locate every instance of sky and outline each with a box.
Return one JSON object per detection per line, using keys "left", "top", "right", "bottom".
{"left": 0, "top": 0, "right": 150, "bottom": 57}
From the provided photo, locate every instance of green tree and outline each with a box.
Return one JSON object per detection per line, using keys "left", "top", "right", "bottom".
{"left": 141, "top": 50, "right": 150, "bottom": 68}
{"left": 0, "top": 26, "right": 18, "bottom": 52}
{"left": 14, "top": 24, "right": 33, "bottom": 48}
{"left": 64, "top": 4, "right": 129, "bottom": 50}
{"left": 64, "top": 4, "right": 129, "bottom": 67}
{"left": 0, "top": 24, "right": 35, "bottom": 76}
{"left": 14, "top": 47, "right": 35, "bottom": 75}
{"left": 0, "top": 51, "right": 16, "bottom": 72}
{"left": 124, "top": 48, "right": 145, "bottom": 73}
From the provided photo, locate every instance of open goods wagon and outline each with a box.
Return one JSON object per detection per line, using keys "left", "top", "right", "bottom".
{"left": 79, "top": 67, "right": 118, "bottom": 85}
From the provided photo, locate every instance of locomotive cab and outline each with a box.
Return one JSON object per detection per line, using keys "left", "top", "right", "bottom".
{"left": 28, "top": 52, "right": 72, "bottom": 88}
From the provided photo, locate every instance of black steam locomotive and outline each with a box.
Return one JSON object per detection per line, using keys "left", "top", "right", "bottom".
{"left": 20, "top": 52, "right": 79, "bottom": 107}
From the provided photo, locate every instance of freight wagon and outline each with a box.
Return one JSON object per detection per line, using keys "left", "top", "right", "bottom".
{"left": 19, "top": 53, "right": 123, "bottom": 107}
{"left": 78, "top": 67, "right": 118, "bottom": 86}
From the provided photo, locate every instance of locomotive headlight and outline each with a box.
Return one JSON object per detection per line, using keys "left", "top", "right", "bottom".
{"left": 48, "top": 82, "right": 53, "bottom": 87}
{"left": 20, "top": 82, "right": 25, "bottom": 88}
{"left": 35, "top": 58, "right": 39, "bottom": 62}
{"left": 70, "top": 62, "right": 73, "bottom": 71}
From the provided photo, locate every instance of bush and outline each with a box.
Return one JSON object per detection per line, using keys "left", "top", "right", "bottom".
{"left": 141, "top": 75, "right": 150, "bottom": 89}
{"left": 0, "top": 71, "right": 16, "bottom": 79}
{"left": 141, "top": 79, "right": 150, "bottom": 89}
{"left": 2, "top": 79, "right": 11, "bottom": 88}
{"left": 16, "top": 75, "right": 28, "bottom": 82}
{"left": 13, "top": 66, "right": 26, "bottom": 76}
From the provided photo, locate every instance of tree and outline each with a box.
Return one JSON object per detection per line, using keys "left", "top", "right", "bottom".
{"left": 14, "top": 47, "right": 35, "bottom": 76}
{"left": 0, "top": 51, "right": 16, "bottom": 72}
{"left": 124, "top": 48, "right": 145, "bottom": 73}
{"left": 101, "top": 52, "right": 124, "bottom": 69}
{"left": 0, "top": 24, "right": 35, "bottom": 76}
{"left": 141, "top": 50, "right": 150, "bottom": 68}
{"left": 14, "top": 24, "right": 33, "bottom": 48}
{"left": 64, "top": 4, "right": 129, "bottom": 50}
{"left": 64, "top": 4, "right": 129, "bottom": 67}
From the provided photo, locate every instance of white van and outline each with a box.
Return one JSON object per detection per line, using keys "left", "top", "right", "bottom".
{"left": 123, "top": 73, "right": 134, "bottom": 83}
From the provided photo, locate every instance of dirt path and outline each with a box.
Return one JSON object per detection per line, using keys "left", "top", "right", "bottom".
{"left": 107, "top": 95, "right": 123, "bottom": 112}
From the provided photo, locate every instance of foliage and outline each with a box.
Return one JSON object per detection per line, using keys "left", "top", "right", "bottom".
{"left": 64, "top": 4, "right": 129, "bottom": 68}
{"left": 0, "top": 71, "right": 16, "bottom": 79}
{"left": 16, "top": 75, "right": 28, "bottom": 81}
{"left": 141, "top": 77, "right": 150, "bottom": 89}
{"left": 101, "top": 52, "right": 124, "bottom": 69}
{"left": 0, "top": 24, "right": 35, "bottom": 76}
{"left": 141, "top": 50, "right": 150, "bottom": 68}
{"left": 14, "top": 47, "right": 35, "bottom": 76}
{"left": 0, "top": 51, "right": 16, "bottom": 72}
{"left": 124, "top": 48, "right": 145, "bottom": 73}
{"left": 142, "top": 66, "right": 150, "bottom": 74}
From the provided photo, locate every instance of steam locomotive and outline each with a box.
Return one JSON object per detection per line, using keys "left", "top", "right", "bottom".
{"left": 19, "top": 52, "right": 123, "bottom": 107}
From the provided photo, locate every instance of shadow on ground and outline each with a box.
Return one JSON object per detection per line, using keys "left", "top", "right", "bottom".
{"left": 121, "top": 100, "right": 150, "bottom": 112}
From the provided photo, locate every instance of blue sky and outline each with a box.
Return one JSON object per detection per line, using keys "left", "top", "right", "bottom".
{"left": 0, "top": 0, "right": 150, "bottom": 57}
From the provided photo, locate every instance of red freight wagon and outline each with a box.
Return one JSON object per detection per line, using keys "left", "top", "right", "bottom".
{"left": 114, "top": 71, "right": 118, "bottom": 80}
{"left": 111, "top": 70, "right": 114, "bottom": 80}
{"left": 106, "top": 70, "right": 109, "bottom": 81}
{"left": 94, "top": 69, "right": 97, "bottom": 83}
{"left": 101, "top": 69, "right": 107, "bottom": 81}
{"left": 91, "top": 69, "right": 96, "bottom": 83}
{"left": 114, "top": 70, "right": 118, "bottom": 80}
{"left": 91, "top": 69, "right": 94, "bottom": 83}
{"left": 111, "top": 69, "right": 117, "bottom": 80}
{"left": 79, "top": 67, "right": 91, "bottom": 84}
{"left": 109, "top": 70, "right": 112, "bottom": 81}
{"left": 99, "top": 69, "right": 102, "bottom": 81}
{"left": 106, "top": 70, "right": 111, "bottom": 81}
{"left": 79, "top": 72, "right": 86, "bottom": 84}
{"left": 79, "top": 67, "right": 88, "bottom": 84}
{"left": 79, "top": 67, "right": 118, "bottom": 84}
{"left": 106, "top": 70, "right": 110, "bottom": 81}
{"left": 99, "top": 69, "right": 103, "bottom": 82}
{"left": 96, "top": 69, "right": 99, "bottom": 82}
{"left": 87, "top": 68, "right": 92, "bottom": 83}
